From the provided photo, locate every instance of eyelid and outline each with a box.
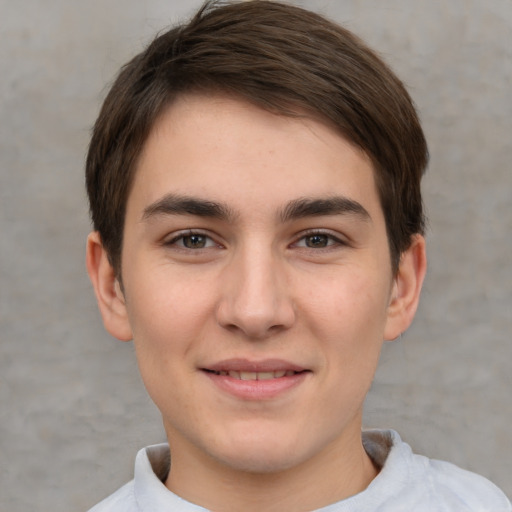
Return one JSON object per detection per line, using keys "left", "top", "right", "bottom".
{"left": 161, "top": 228, "right": 348, "bottom": 250}
{"left": 291, "top": 229, "right": 348, "bottom": 249}
{"left": 163, "top": 229, "right": 222, "bottom": 249}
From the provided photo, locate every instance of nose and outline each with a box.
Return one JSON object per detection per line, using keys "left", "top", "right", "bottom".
{"left": 215, "top": 246, "right": 296, "bottom": 339}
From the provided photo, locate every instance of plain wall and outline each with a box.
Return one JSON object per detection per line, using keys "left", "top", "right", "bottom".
{"left": 1, "top": 1, "right": 511, "bottom": 510}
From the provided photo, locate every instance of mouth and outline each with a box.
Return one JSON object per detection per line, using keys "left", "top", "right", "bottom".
{"left": 204, "top": 369, "right": 303, "bottom": 380}
{"left": 201, "top": 359, "right": 310, "bottom": 399}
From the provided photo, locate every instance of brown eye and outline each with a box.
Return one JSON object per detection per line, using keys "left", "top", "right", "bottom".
{"left": 182, "top": 234, "right": 208, "bottom": 249}
{"left": 304, "top": 234, "right": 330, "bottom": 248}
{"left": 165, "top": 231, "right": 219, "bottom": 251}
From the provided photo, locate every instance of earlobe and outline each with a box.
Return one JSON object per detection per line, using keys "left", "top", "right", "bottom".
{"left": 86, "top": 232, "right": 133, "bottom": 342}
{"left": 384, "top": 235, "right": 427, "bottom": 342}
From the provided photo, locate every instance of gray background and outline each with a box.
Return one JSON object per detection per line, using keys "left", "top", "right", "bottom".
{"left": 1, "top": 0, "right": 511, "bottom": 510}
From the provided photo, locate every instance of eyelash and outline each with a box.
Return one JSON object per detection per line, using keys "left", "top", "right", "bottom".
{"left": 292, "top": 230, "right": 347, "bottom": 250}
{"left": 164, "top": 230, "right": 220, "bottom": 250}
{"left": 163, "top": 229, "right": 346, "bottom": 251}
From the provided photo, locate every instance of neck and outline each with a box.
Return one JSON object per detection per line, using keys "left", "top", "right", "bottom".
{"left": 164, "top": 424, "right": 379, "bottom": 512}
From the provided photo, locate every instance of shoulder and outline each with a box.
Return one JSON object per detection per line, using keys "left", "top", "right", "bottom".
{"left": 417, "top": 453, "right": 511, "bottom": 511}
{"left": 87, "top": 480, "right": 137, "bottom": 512}
{"left": 87, "top": 443, "right": 204, "bottom": 512}
{"left": 86, "top": 443, "right": 170, "bottom": 512}
{"left": 361, "top": 430, "right": 511, "bottom": 512}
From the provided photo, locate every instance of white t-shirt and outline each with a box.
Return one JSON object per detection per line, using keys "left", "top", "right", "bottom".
{"left": 88, "top": 430, "right": 511, "bottom": 511}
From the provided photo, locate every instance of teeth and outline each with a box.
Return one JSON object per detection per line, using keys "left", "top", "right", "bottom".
{"left": 240, "top": 371, "right": 257, "bottom": 380}
{"left": 217, "top": 370, "right": 298, "bottom": 380}
{"left": 257, "top": 372, "right": 275, "bottom": 381}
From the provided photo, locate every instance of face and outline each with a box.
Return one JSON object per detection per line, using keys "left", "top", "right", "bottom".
{"left": 89, "top": 94, "right": 424, "bottom": 482}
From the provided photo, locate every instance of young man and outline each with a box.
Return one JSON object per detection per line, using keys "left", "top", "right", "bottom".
{"left": 85, "top": 1, "right": 511, "bottom": 510}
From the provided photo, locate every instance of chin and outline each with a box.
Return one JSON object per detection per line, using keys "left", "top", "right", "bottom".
{"left": 205, "top": 426, "right": 319, "bottom": 475}
{"left": 216, "top": 445, "right": 304, "bottom": 475}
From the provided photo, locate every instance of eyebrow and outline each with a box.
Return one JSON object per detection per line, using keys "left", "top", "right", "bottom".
{"left": 142, "top": 194, "right": 235, "bottom": 222}
{"left": 141, "top": 193, "right": 370, "bottom": 224}
{"left": 279, "top": 196, "right": 371, "bottom": 223}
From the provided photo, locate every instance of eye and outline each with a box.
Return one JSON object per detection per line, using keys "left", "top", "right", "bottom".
{"left": 166, "top": 231, "right": 217, "bottom": 250}
{"left": 181, "top": 234, "right": 210, "bottom": 249}
{"left": 303, "top": 233, "right": 331, "bottom": 248}
{"left": 293, "top": 231, "right": 344, "bottom": 249}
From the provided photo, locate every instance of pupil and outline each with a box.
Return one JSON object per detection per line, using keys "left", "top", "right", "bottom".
{"left": 184, "top": 235, "right": 206, "bottom": 248}
{"left": 306, "top": 234, "right": 328, "bottom": 248}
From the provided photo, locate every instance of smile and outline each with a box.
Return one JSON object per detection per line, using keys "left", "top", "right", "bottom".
{"left": 202, "top": 359, "right": 310, "bottom": 400}
{"left": 207, "top": 370, "right": 299, "bottom": 380}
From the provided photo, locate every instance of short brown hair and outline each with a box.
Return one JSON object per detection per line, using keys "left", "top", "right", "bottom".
{"left": 86, "top": 0, "right": 428, "bottom": 276}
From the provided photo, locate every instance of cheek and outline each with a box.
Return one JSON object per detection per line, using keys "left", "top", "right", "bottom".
{"left": 125, "top": 283, "right": 206, "bottom": 414}
{"left": 124, "top": 275, "right": 217, "bottom": 390}
{"left": 126, "top": 266, "right": 214, "bottom": 335}
{"left": 301, "top": 268, "right": 391, "bottom": 340}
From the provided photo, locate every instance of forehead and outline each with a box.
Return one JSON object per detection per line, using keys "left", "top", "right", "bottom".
{"left": 128, "top": 94, "right": 383, "bottom": 224}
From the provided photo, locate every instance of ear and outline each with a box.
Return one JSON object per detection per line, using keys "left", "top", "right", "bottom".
{"left": 384, "top": 234, "right": 427, "bottom": 341}
{"left": 86, "top": 231, "right": 133, "bottom": 341}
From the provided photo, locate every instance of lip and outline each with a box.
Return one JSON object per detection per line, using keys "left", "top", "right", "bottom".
{"left": 205, "top": 358, "right": 307, "bottom": 373}
{"left": 201, "top": 358, "right": 310, "bottom": 400}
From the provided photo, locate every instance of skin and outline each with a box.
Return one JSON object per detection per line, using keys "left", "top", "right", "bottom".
{"left": 87, "top": 94, "right": 426, "bottom": 512}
